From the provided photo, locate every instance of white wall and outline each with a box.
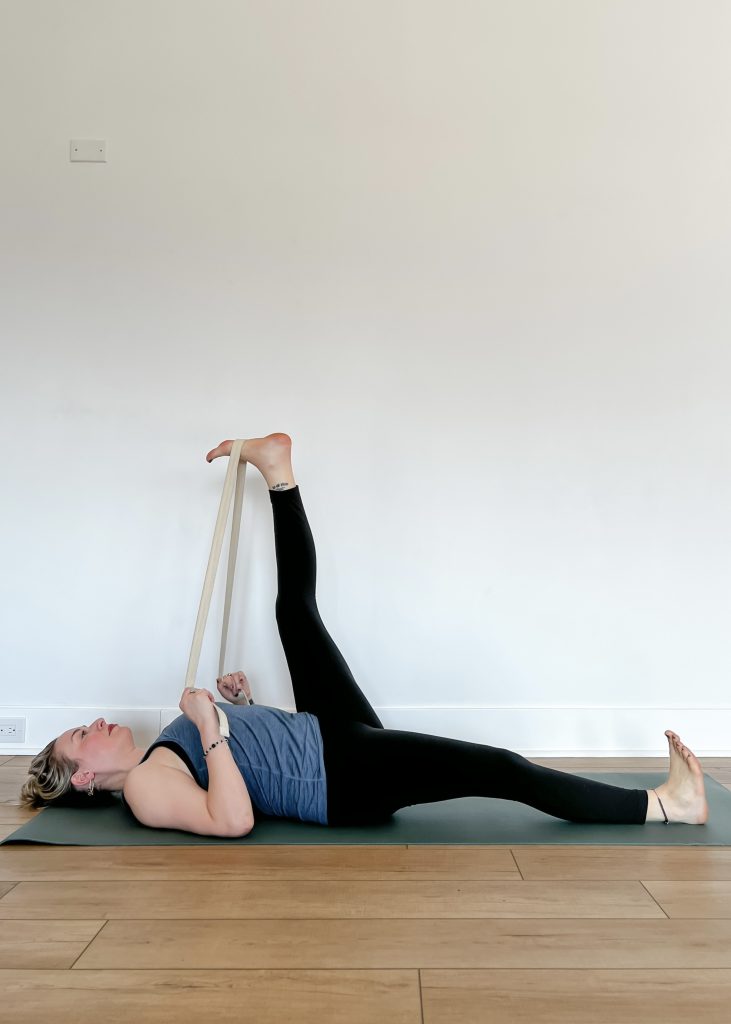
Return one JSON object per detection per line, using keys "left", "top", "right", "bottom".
{"left": 1, "top": 0, "right": 730, "bottom": 756}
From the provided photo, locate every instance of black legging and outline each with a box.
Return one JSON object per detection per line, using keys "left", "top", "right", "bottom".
{"left": 270, "top": 486, "right": 649, "bottom": 827}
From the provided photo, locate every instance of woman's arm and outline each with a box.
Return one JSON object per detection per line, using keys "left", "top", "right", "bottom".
{"left": 124, "top": 761, "right": 252, "bottom": 838}
{"left": 199, "top": 720, "right": 255, "bottom": 833}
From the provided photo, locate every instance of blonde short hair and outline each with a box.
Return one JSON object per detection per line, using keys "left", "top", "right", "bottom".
{"left": 20, "top": 738, "right": 119, "bottom": 809}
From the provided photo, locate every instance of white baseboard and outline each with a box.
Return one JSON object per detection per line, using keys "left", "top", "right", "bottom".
{"left": 2, "top": 704, "right": 729, "bottom": 757}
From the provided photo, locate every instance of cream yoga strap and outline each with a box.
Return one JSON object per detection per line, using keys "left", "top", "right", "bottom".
{"left": 183, "top": 439, "right": 248, "bottom": 739}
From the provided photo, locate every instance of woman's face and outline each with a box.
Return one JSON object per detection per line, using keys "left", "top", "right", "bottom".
{"left": 55, "top": 718, "right": 135, "bottom": 784}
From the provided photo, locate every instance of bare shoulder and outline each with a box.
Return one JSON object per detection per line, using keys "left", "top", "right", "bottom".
{"left": 123, "top": 759, "right": 199, "bottom": 812}
{"left": 123, "top": 761, "right": 247, "bottom": 838}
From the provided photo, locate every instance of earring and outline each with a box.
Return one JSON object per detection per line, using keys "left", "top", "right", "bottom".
{"left": 87, "top": 779, "right": 95, "bottom": 796}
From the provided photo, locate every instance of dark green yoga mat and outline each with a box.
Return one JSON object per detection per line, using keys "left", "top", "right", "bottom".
{"left": 3, "top": 773, "right": 728, "bottom": 846}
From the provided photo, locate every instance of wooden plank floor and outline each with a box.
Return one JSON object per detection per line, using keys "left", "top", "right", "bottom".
{"left": 1, "top": 753, "right": 730, "bottom": 1023}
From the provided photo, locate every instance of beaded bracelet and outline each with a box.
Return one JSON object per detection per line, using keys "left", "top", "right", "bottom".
{"left": 203, "top": 737, "right": 229, "bottom": 757}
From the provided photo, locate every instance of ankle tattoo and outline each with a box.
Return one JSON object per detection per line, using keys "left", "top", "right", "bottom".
{"left": 271, "top": 482, "right": 291, "bottom": 491}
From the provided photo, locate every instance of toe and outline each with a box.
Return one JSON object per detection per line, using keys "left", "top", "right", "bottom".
{"left": 206, "top": 440, "right": 233, "bottom": 463}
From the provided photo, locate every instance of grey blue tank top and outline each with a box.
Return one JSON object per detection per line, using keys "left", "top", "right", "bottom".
{"left": 123, "top": 702, "right": 328, "bottom": 826}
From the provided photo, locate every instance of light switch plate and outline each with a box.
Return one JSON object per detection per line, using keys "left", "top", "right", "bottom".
{"left": 70, "top": 139, "right": 106, "bottom": 162}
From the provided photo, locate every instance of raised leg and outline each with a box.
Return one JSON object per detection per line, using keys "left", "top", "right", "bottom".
{"left": 207, "top": 434, "right": 384, "bottom": 727}
{"left": 270, "top": 485, "right": 384, "bottom": 727}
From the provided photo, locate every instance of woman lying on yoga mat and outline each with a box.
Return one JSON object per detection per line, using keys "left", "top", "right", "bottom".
{"left": 22, "top": 433, "right": 709, "bottom": 836}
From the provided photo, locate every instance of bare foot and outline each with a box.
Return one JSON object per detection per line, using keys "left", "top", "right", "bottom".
{"left": 205, "top": 434, "right": 294, "bottom": 489}
{"left": 206, "top": 433, "right": 291, "bottom": 466}
{"left": 655, "top": 731, "right": 709, "bottom": 824}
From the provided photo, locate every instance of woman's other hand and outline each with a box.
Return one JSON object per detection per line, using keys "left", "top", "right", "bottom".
{"left": 179, "top": 687, "right": 221, "bottom": 731}
{"left": 217, "top": 671, "right": 253, "bottom": 705}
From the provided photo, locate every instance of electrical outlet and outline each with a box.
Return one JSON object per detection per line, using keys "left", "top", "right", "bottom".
{"left": 0, "top": 719, "right": 26, "bottom": 742}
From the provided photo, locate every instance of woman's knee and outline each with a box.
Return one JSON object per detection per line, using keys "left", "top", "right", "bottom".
{"left": 492, "top": 746, "right": 533, "bottom": 773}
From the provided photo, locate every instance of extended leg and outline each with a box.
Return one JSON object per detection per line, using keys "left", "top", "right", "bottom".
{"left": 319, "top": 721, "right": 709, "bottom": 828}
{"left": 320, "top": 720, "right": 650, "bottom": 826}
